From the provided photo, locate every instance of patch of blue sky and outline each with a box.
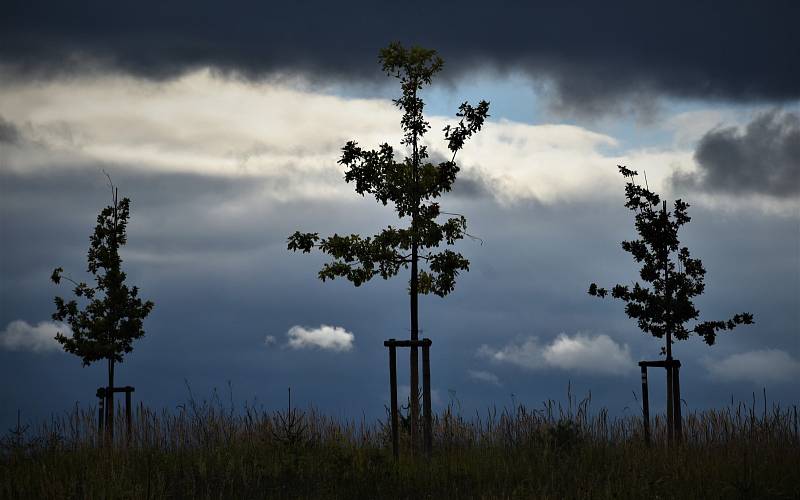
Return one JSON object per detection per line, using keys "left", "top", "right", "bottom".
{"left": 322, "top": 70, "right": 544, "bottom": 124}
{"left": 420, "top": 70, "right": 543, "bottom": 125}
{"left": 323, "top": 72, "right": 799, "bottom": 158}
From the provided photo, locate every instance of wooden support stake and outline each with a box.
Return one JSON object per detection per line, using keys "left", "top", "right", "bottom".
{"left": 673, "top": 364, "right": 682, "bottom": 441}
{"left": 97, "top": 394, "right": 104, "bottom": 437}
{"left": 422, "top": 339, "right": 432, "bottom": 458}
{"left": 388, "top": 340, "right": 399, "bottom": 460}
{"left": 385, "top": 338, "right": 433, "bottom": 460}
{"left": 640, "top": 359, "right": 682, "bottom": 444}
{"left": 125, "top": 389, "right": 132, "bottom": 446}
{"left": 640, "top": 364, "right": 650, "bottom": 445}
{"left": 666, "top": 364, "right": 674, "bottom": 443}
{"left": 106, "top": 384, "right": 114, "bottom": 443}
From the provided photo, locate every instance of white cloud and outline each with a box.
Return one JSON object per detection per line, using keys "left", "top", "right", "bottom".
{"left": 663, "top": 109, "right": 732, "bottom": 148}
{"left": 286, "top": 324, "right": 354, "bottom": 352}
{"left": 478, "top": 336, "right": 546, "bottom": 370}
{"left": 543, "top": 333, "right": 633, "bottom": 374}
{"left": 0, "top": 70, "right": 682, "bottom": 205}
{"left": 441, "top": 118, "right": 624, "bottom": 204}
{"left": 263, "top": 335, "right": 277, "bottom": 347}
{"left": 467, "top": 369, "right": 502, "bottom": 386}
{"left": 2, "top": 70, "right": 791, "bottom": 213}
{"left": 705, "top": 349, "right": 800, "bottom": 384}
{"left": 0, "top": 70, "right": 399, "bottom": 201}
{"left": 0, "top": 320, "right": 70, "bottom": 352}
{"left": 478, "top": 333, "right": 633, "bottom": 375}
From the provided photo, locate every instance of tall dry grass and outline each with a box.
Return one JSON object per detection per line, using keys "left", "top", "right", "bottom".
{"left": 2, "top": 387, "right": 798, "bottom": 498}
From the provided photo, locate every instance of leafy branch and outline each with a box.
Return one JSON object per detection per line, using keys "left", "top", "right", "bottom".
{"left": 589, "top": 166, "right": 753, "bottom": 352}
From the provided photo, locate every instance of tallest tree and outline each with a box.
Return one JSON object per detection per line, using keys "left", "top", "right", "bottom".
{"left": 289, "top": 42, "right": 489, "bottom": 452}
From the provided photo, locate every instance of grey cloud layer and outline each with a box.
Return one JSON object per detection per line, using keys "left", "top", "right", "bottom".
{"left": 704, "top": 349, "right": 800, "bottom": 385}
{"left": 674, "top": 110, "right": 800, "bottom": 197}
{"left": 1, "top": 124, "right": 798, "bottom": 428}
{"left": 2, "top": 1, "right": 798, "bottom": 113}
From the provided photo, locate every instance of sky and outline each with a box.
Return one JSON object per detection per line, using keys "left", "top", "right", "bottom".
{"left": 1, "top": 1, "right": 798, "bottom": 430}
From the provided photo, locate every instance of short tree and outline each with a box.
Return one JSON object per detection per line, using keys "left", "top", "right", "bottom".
{"left": 51, "top": 180, "right": 154, "bottom": 439}
{"left": 288, "top": 42, "right": 489, "bottom": 450}
{"left": 588, "top": 166, "right": 753, "bottom": 359}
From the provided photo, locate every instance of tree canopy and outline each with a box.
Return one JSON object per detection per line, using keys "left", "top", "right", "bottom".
{"left": 589, "top": 166, "right": 753, "bottom": 354}
{"left": 51, "top": 184, "right": 154, "bottom": 366}
{"left": 288, "top": 42, "right": 489, "bottom": 297}
{"left": 288, "top": 42, "right": 489, "bottom": 453}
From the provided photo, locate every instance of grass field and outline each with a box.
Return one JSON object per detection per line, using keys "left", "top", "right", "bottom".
{"left": 2, "top": 390, "right": 798, "bottom": 499}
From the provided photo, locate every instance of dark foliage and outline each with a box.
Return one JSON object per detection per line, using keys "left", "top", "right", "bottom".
{"left": 51, "top": 182, "right": 154, "bottom": 366}
{"left": 288, "top": 42, "right": 489, "bottom": 296}
{"left": 589, "top": 166, "right": 753, "bottom": 353}
{"left": 288, "top": 42, "right": 488, "bottom": 449}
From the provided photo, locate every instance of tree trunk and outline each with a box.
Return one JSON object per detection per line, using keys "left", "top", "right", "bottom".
{"left": 107, "top": 187, "right": 118, "bottom": 445}
{"left": 408, "top": 82, "right": 421, "bottom": 456}
{"left": 663, "top": 200, "right": 672, "bottom": 362}
{"left": 662, "top": 200, "right": 674, "bottom": 442}
{"left": 107, "top": 357, "right": 115, "bottom": 443}
{"left": 410, "top": 240, "right": 419, "bottom": 455}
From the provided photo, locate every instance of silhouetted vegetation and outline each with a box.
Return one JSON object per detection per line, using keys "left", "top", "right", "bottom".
{"left": 589, "top": 165, "right": 753, "bottom": 356}
{"left": 288, "top": 42, "right": 489, "bottom": 450}
{"left": 51, "top": 178, "right": 154, "bottom": 440}
{"left": 2, "top": 392, "right": 798, "bottom": 498}
{"left": 9, "top": 42, "right": 788, "bottom": 500}
{"left": 589, "top": 166, "right": 755, "bottom": 442}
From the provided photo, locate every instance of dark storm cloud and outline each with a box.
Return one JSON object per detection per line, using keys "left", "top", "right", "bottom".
{"left": 450, "top": 173, "right": 493, "bottom": 199}
{"left": 425, "top": 150, "right": 493, "bottom": 200}
{"left": 673, "top": 110, "right": 800, "bottom": 197}
{"left": 0, "top": 116, "right": 21, "bottom": 144}
{"left": 2, "top": 1, "right": 798, "bottom": 112}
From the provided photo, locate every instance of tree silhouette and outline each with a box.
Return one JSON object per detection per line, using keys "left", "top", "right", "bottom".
{"left": 589, "top": 165, "right": 753, "bottom": 359}
{"left": 288, "top": 42, "right": 489, "bottom": 452}
{"left": 51, "top": 179, "right": 154, "bottom": 440}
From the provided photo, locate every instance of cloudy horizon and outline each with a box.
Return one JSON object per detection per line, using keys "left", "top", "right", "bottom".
{"left": 1, "top": 1, "right": 798, "bottom": 430}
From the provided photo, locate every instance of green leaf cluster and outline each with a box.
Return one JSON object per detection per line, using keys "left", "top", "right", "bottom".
{"left": 589, "top": 166, "right": 753, "bottom": 348}
{"left": 288, "top": 42, "right": 489, "bottom": 298}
